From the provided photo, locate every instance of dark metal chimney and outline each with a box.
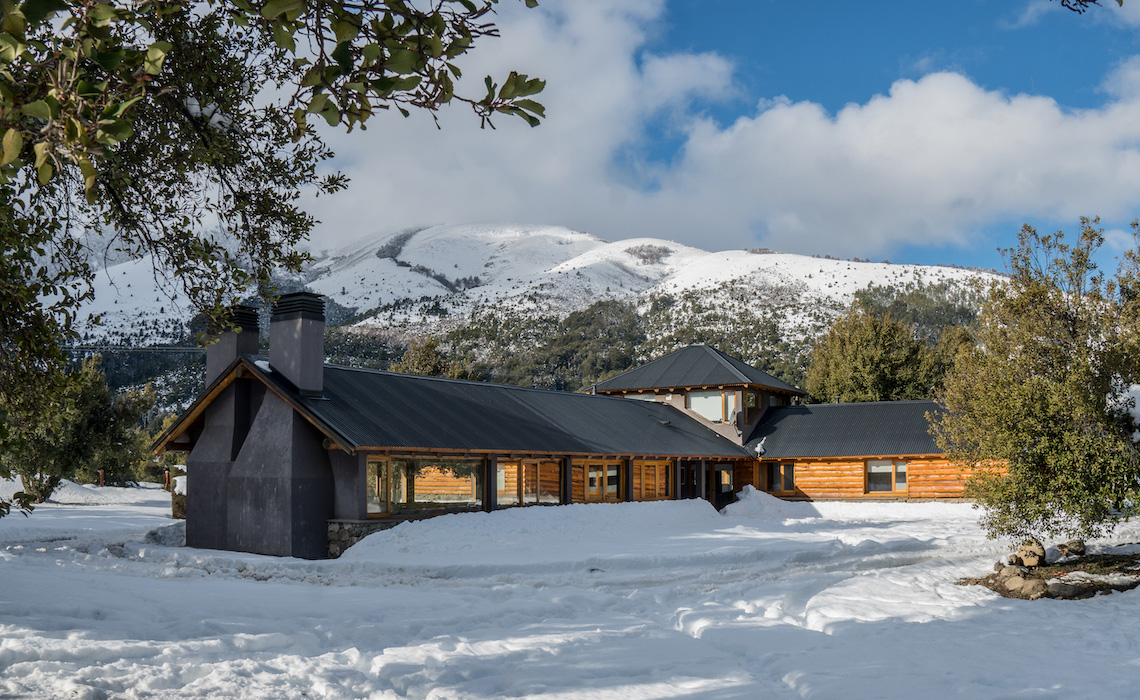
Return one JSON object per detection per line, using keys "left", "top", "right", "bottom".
{"left": 205, "top": 305, "right": 260, "bottom": 385}
{"left": 269, "top": 291, "right": 325, "bottom": 397}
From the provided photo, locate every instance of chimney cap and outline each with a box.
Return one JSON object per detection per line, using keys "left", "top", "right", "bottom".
{"left": 271, "top": 291, "right": 324, "bottom": 321}
{"left": 208, "top": 304, "right": 259, "bottom": 334}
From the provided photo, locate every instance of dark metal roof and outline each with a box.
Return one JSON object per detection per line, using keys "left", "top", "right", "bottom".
{"left": 250, "top": 360, "right": 753, "bottom": 459}
{"left": 746, "top": 400, "right": 942, "bottom": 459}
{"left": 593, "top": 345, "right": 804, "bottom": 395}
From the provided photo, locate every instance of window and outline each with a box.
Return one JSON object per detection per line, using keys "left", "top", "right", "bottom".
{"left": 744, "top": 391, "right": 760, "bottom": 423}
{"left": 686, "top": 390, "right": 739, "bottom": 424}
{"left": 388, "top": 457, "right": 483, "bottom": 513}
{"left": 503, "top": 460, "right": 562, "bottom": 506}
{"left": 719, "top": 468, "right": 733, "bottom": 493}
{"left": 764, "top": 461, "right": 795, "bottom": 493}
{"left": 768, "top": 394, "right": 785, "bottom": 409}
{"left": 634, "top": 460, "right": 672, "bottom": 500}
{"left": 366, "top": 458, "right": 388, "bottom": 514}
{"left": 582, "top": 461, "right": 624, "bottom": 502}
{"left": 866, "top": 460, "right": 907, "bottom": 493}
{"left": 625, "top": 393, "right": 658, "bottom": 402}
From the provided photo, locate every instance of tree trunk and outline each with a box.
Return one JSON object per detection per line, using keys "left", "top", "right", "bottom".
{"left": 18, "top": 472, "right": 59, "bottom": 504}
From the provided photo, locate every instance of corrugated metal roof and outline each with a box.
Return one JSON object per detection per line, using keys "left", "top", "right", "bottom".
{"left": 593, "top": 345, "right": 804, "bottom": 395}
{"left": 251, "top": 360, "right": 753, "bottom": 459}
{"left": 746, "top": 400, "right": 942, "bottom": 459}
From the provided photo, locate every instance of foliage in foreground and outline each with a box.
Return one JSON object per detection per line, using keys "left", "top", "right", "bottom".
{"left": 934, "top": 219, "right": 1140, "bottom": 541}
{"left": 0, "top": 0, "right": 543, "bottom": 516}
{"left": 0, "top": 357, "right": 156, "bottom": 506}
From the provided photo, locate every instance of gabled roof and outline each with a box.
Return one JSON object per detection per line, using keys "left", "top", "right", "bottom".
{"left": 159, "top": 356, "right": 753, "bottom": 460}
{"left": 592, "top": 345, "right": 804, "bottom": 395}
{"left": 746, "top": 400, "right": 942, "bottom": 459}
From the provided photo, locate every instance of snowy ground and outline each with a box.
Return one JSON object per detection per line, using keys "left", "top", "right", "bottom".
{"left": 4, "top": 483, "right": 1140, "bottom": 699}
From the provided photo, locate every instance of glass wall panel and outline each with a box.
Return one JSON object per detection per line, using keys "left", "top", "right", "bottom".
{"left": 581, "top": 461, "right": 624, "bottom": 502}
{"left": 366, "top": 458, "right": 387, "bottom": 514}
{"left": 782, "top": 462, "right": 795, "bottom": 492}
{"left": 587, "top": 464, "right": 603, "bottom": 499}
{"left": 497, "top": 460, "right": 520, "bottom": 506}
{"left": 867, "top": 460, "right": 893, "bottom": 492}
{"left": 688, "top": 390, "right": 723, "bottom": 422}
{"left": 744, "top": 392, "right": 759, "bottom": 423}
{"left": 606, "top": 465, "right": 620, "bottom": 498}
{"left": 895, "top": 461, "right": 908, "bottom": 491}
{"left": 390, "top": 457, "right": 483, "bottom": 512}
{"left": 521, "top": 462, "right": 538, "bottom": 504}
{"left": 537, "top": 461, "right": 561, "bottom": 504}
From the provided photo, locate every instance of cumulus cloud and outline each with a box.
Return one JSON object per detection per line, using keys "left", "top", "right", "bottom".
{"left": 303, "top": 1, "right": 1140, "bottom": 259}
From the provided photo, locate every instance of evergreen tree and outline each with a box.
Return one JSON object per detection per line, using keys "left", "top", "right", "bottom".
{"left": 390, "top": 337, "right": 472, "bottom": 380}
{"left": 806, "top": 306, "right": 937, "bottom": 403}
{"left": 934, "top": 219, "right": 1140, "bottom": 541}
{"left": 0, "top": 357, "right": 155, "bottom": 504}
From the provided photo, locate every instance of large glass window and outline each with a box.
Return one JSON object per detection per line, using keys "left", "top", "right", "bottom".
{"left": 497, "top": 460, "right": 520, "bottom": 506}
{"left": 388, "top": 457, "right": 483, "bottom": 513}
{"left": 501, "top": 460, "right": 562, "bottom": 506}
{"left": 867, "top": 460, "right": 907, "bottom": 493}
{"left": 625, "top": 393, "right": 658, "bottom": 402}
{"left": 366, "top": 458, "right": 388, "bottom": 514}
{"left": 744, "top": 391, "right": 760, "bottom": 423}
{"left": 581, "top": 461, "right": 624, "bottom": 502}
{"left": 686, "top": 390, "right": 739, "bottom": 424}
{"left": 764, "top": 461, "right": 795, "bottom": 493}
{"left": 688, "top": 390, "right": 724, "bottom": 422}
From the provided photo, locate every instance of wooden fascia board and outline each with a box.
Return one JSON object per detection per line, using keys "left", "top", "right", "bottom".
{"left": 150, "top": 358, "right": 245, "bottom": 455}
{"left": 152, "top": 357, "right": 357, "bottom": 456}
{"left": 354, "top": 445, "right": 752, "bottom": 461}
{"left": 758, "top": 453, "right": 947, "bottom": 461}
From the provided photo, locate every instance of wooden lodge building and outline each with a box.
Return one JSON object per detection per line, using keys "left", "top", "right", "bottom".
{"left": 156, "top": 292, "right": 969, "bottom": 559}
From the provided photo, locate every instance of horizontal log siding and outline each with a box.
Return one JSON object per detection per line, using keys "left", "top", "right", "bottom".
{"left": 732, "top": 462, "right": 757, "bottom": 495}
{"left": 906, "top": 458, "right": 966, "bottom": 498}
{"left": 791, "top": 460, "right": 865, "bottom": 499}
{"left": 787, "top": 456, "right": 991, "bottom": 500}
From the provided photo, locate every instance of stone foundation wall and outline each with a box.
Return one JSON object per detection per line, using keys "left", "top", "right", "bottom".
{"left": 327, "top": 519, "right": 402, "bottom": 558}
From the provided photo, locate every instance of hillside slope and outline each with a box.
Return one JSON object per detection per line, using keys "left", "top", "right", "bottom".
{"left": 79, "top": 223, "right": 995, "bottom": 347}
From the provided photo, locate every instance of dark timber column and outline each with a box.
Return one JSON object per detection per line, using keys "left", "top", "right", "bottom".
{"left": 484, "top": 456, "right": 498, "bottom": 512}
{"left": 672, "top": 459, "right": 682, "bottom": 500}
{"left": 696, "top": 460, "right": 708, "bottom": 502}
{"left": 186, "top": 305, "right": 259, "bottom": 551}
{"left": 623, "top": 458, "right": 633, "bottom": 502}
{"left": 560, "top": 457, "right": 573, "bottom": 505}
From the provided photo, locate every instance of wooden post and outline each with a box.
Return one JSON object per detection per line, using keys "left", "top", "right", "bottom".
{"left": 696, "top": 460, "right": 707, "bottom": 502}
{"left": 672, "top": 459, "right": 681, "bottom": 500}
{"left": 560, "top": 457, "right": 572, "bottom": 505}
{"left": 484, "top": 456, "right": 497, "bottom": 512}
{"left": 623, "top": 458, "right": 633, "bottom": 502}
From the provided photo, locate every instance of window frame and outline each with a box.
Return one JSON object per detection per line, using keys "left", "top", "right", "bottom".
{"left": 582, "top": 460, "right": 625, "bottom": 502}
{"left": 367, "top": 455, "right": 485, "bottom": 517}
{"left": 865, "top": 459, "right": 908, "bottom": 494}
{"left": 763, "top": 460, "right": 795, "bottom": 494}
{"left": 633, "top": 459, "right": 673, "bottom": 500}
{"left": 685, "top": 389, "right": 740, "bottom": 424}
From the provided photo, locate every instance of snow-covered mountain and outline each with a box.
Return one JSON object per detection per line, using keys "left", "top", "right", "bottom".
{"left": 79, "top": 223, "right": 997, "bottom": 346}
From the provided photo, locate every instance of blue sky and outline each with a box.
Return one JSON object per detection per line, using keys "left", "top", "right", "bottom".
{"left": 308, "top": 0, "right": 1140, "bottom": 272}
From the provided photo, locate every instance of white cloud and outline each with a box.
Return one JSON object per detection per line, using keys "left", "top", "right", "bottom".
{"left": 1007, "top": 0, "right": 1061, "bottom": 29}
{"left": 303, "top": 1, "right": 1140, "bottom": 259}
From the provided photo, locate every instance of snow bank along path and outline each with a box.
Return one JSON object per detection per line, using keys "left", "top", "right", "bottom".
{"left": 3, "top": 483, "right": 1140, "bottom": 699}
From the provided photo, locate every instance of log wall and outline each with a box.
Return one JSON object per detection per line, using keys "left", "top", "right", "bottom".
{"left": 762, "top": 455, "right": 987, "bottom": 500}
